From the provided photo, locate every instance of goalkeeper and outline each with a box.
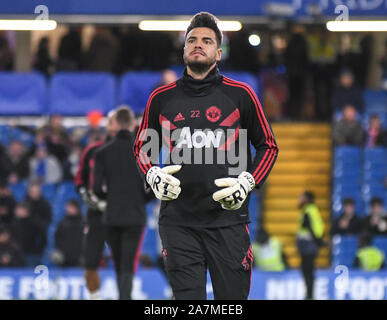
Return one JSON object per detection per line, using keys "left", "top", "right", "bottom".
{"left": 75, "top": 109, "right": 116, "bottom": 300}
{"left": 134, "top": 12, "right": 278, "bottom": 300}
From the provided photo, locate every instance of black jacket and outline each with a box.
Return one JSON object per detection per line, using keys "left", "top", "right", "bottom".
{"left": 133, "top": 66, "right": 278, "bottom": 228}
{"left": 24, "top": 196, "right": 52, "bottom": 231}
{"left": 93, "top": 130, "right": 150, "bottom": 227}
{"left": 74, "top": 140, "right": 105, "bottom": 219}
{"left": 11, "top": 216, "right": 46, "bottom": 254}
{"left": 0, "top": 194, "right": 16, "bottom": 227}
{"left": 0, "top": 240, "right": 24, "bottom": 267}
{"left": 55, "top": 214, "right": 84, "bottom": 267}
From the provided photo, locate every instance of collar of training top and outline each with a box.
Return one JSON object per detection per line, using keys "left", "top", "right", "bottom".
{"left": 116, "top": 129, "right": 132, "bottom": 139}
{"left": 180, "top": 65, "right": 223, "bottom": 97}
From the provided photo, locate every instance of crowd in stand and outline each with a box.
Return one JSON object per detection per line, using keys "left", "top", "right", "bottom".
{"left": 0, "top": 115, "right": 106, "bottom": 268}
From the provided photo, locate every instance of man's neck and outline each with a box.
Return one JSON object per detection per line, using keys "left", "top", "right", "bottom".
{"left": 186, "top": 64, "right": 216, "bottom": 80}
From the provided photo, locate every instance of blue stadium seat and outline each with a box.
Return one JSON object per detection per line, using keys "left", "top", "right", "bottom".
{"left": 363, "top": 90, "right": 387, "bottom": 113}
{"left": 332, "top": 235, "right": 358, "bottom": 267}
{"left": 372, "top": 236, "right": 387, "bottom": 261}
{"left": 49, "top": 72, "right": 116, "bottom": 116}
{"left": 9, "top": 181, "right": 28, "bottom": 202}
{"left": 0, "top": 72, "right": 47, "bottom": 115}
{"left": 364, "top": 147, "right": 387, "bottom": 163}
{"left": 334, "top": 146, "right": 362, "bottom": 162}
{"left": 223, "top": 71, "right": 260, "bottom": 98}
{"left": 41, "top": 183, "right": 57, "bottom": 204}
{"left": 119, "top": 71, "right": 162, "bottom": 114}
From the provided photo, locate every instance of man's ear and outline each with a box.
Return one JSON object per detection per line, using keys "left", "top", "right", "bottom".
{"left": 216, "top": 47, "right": 222, "bottom": 62}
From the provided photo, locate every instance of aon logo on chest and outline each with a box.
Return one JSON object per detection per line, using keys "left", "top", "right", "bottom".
{"left": 176, "top": 127, "right": 223, "bottom": 149}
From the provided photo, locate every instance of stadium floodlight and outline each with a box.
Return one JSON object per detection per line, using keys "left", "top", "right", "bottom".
{"left": 0, "top": 19, "right": 57, "bottom": 31}
{"left": 327, "top": 20, "right": 387, "bottom": 32}
{"left": 248, "top": 34, "right": 261, "bottom": 46}
{"left": 138, "top": 20, "right": 242, "bottom": 31}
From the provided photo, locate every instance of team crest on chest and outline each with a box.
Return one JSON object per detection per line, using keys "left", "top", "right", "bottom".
{"left": 206, "top": 106, "right": 221, "bottom": 122}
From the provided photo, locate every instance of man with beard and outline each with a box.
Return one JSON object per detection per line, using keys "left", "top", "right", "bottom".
{"left": 74, "top": 110, "right": 116, "bottom": 300}
{"left": 134, "top": 12, "right": 278, "bottom": 300}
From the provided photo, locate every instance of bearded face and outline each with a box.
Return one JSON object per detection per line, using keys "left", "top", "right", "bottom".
{"left": 183, "top": 27, "right": 222, "bottom": 75}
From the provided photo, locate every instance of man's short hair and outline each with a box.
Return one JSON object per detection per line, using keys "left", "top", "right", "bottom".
{"left": 343, "top": 198, "right": 355, "bottom": 206}
{"left": 185, "top": 12, "right": 223, "bottom": 48}
{"left": 114, "top": 106, "right": 134, "bottom": 129}
{"left": 303, "top": 190, "right": 315, "bottom": 203}
{"left": 371, "top": 197, "right": 383, "bottom": 207}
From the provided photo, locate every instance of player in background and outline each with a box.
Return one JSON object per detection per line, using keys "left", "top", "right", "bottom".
{"left": 93, "top": 106, "right": 153, "bottom": 300}
{"left": 134, "top": 12, "right": 278, "bottom": 299}
{"left": 75, "top": 109, "right": 117, "bottom": 300}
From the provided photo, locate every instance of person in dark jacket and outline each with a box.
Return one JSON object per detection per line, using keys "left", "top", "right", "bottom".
{"left": 331, "top": 198, "right": 362, "bottom": 235}
{"left": 24, "top": 182, "right": 52, "bottom": 233}
{"left": 93, "top": 106, "right": 152, "bottom": 300}
{"left": 331, "top": 69, "right": 364, "bottom": 113}
{"left": 366, "top": 114, "right": 387, "bottom": 148}
{"left": 11, "top": 202, "right": 46, "bottom": 266}
{"left": 5, "top": 140, "right": 30, "bottom": 184}
{"left": 332, "top": 105, "right": 364, "bottom": 146}
{"left": 54, "top": 199, "right": 84, "bottom": 267}
{"left": 0, "top": 181, "right": 16, "bottom": 228}
{"left": 362, "top": 197, "right": 387, "bottom": 236}
{"left": 75, "top": 109, "right": 117, "bottom": 300}
{"left": 0, "top": 225, "right": 24, "bottom": 267}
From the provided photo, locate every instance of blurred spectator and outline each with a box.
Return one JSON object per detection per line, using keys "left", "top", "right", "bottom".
{"left": 142, "top": 31, "right": 175, "bottom": 70}
{"left": 331, "top": 69, "right": 364, "bottom": 113}
{"left": 84, "top": 27, "right": 119, "bottom": 73}
{"left": 153, "top": 69, "right": 178, "bottom": 91}
{"left": 5, "top": 140, "right": 30, "bottom": 184}
{"left": 0, "top": 182, "right": 16, "bottom": 228}
{"left": 116, "top": 26, "right": 145, "bottom": 71}
{"left": 366, "top": 114, "right": 387, "bottom": 148}
{"left": 332, "top": 105, "right": 364, "bottom": 146}
{"left": 11, "top": 202, "right": 46, "bottom": 266}
{"left": 0, "top": 226, "right": 24, "bottom": 267}
{"left": 353, "top": 233, "right": 385, "bottom": 271}
{"left": 33, "top": 37, "right": 53, "bottom": 76}
{"left": 24, "top": 182, "right": 52, "bottom": 232}
{"left": 53, "top": 199, "right": 84, "bottom": 267}
{"left": 362, "top": 197, "right": 387, "bottom": 235}
{"left": 380, "top": 39, "right": 387, "bottom": 90}
{"left": 296, "top": 191, "right": 325, "bottom": 300}
{"left": 308, "top": 31, "right": 337, "bottom": 120}
{"left": 331, "top": 198, "right": 362, "bottom": 235}
{"left": 251, "top": 228, "right": 288, "bottom": 271}
{"left": 0, "top": 144, "right": 11, "bottom": 182}
{"left": 66, "top": 143, "right": 83, "bottom": 179}
{"left": 284, "top": 24, "right": 309, "bottom": 119}
{"left": 0, "top": 31, "right": 13, "bottom": 70}
{"left": 57, "top": 27, "right": 82, "bottom": 71}
{"left": 29, "top": 146, "right": 63, "bottom": 184}
{"left": 227, "top": 29, "right": 260, "bottom": 73}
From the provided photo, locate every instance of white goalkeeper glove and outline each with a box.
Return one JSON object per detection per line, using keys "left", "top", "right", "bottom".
{"left": 212, "top": 171, "right": 255, "bottom": 210}
{"left": 146, "top": 165, "right": 182, "bottom": 201}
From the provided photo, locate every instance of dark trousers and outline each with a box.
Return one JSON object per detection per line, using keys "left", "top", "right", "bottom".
{"left": 105, "top": 225, "right": 145, "bottom": 300}
{"left": 159, "top": 223, "right": 253, "bottom": 300}
{"left": 297, "top": 239, "right": 319, "bottom": 300}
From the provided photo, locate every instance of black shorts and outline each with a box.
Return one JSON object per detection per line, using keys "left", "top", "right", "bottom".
{"left": 82, "top": 210, "right": 105, "bottom": 270}
{"left": 159, "top": 223, "right": 253, "bottom": 300}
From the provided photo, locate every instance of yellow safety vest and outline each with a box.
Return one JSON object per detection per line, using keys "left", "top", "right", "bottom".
{"left": 297, "top": 203, "right": 324, "bottom": 240}
{"left": 357, "top": 246, "right": 385, "bottom": 271}
{"left": 252, "top": 237, "right": 285, "bottom": 272}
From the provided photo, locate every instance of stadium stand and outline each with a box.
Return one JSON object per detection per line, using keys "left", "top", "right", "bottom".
{"left": 0, "top": 72, "right": 47, "bottom": 115}
{"left": 49, "top": 72, "right": 116, "bottom": 116}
